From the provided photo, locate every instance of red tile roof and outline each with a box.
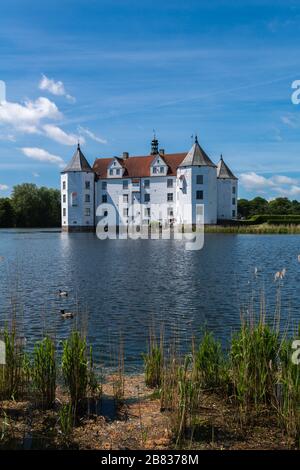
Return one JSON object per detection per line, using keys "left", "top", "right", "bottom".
{"left": 93, "top": 153, "right": 187, "bottom": 178}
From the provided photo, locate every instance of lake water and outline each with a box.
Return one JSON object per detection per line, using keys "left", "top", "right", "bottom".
{"left": 0, "top": 229, "right": 300, "bottom": 371}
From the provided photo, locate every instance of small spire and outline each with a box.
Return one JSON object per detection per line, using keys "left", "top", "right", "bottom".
{"left": 220, "top": 153, "right": 223, "bottom": 160}
{"left": 195, "top": 134, "right": 198, "bottom": 144}
{"left": 151, "top": 131, "right": 159, "bottom": 155}
{"left": 77, "top": 141, "right": 80, "bottom": 150}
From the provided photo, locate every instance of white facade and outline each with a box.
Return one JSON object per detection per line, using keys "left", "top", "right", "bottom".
{"left": 217, "top": 179, "right": 238, "bottom": 220}
{"left": 61, "top": 140, "right": 238, "bottom": 231}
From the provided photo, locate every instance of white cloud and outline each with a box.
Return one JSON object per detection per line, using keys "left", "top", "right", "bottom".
{"left": 0, "top": 97, "right": 61, "bottom": 134}
{"left": 0, "top": 184, "right": 9, "bottom": 191}
{"left": 21, "top": 147, "right": 65, "bottom": 168}
{"left": 43, "top": 124, "right": 85, "bottom": 146}
{"left": 33, "top": 172, "right": 40, "bottom": 177}
{"left": 271, "top": 175, "right": 298, "bottom": 185}
{"left": 39, "top": 74, "right": 75, "bottom": 102}
{"left": 78, "top": 125, "right": 107, "bottom": 144}
{"left": 239, "top": 172, "right": 274, "bottom": 191}
{"left": 239, "top": 171, "right": 300, "bottom": 198}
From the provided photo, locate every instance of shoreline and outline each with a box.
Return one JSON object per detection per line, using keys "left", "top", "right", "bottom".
{"left": 0, "top": 373, "right": 295, "bottom": 450}
{"left": 2, "top": 224, "right": 300, "bottom": 235}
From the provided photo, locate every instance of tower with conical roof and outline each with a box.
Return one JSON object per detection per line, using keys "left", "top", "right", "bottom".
{"left": 61, "top": 143, "right": 95, "bottom": 231}
{"left": 176, "top": 136, "right": 218, "bottom": 225}
{"left": 216, "top": 154, "right": 238, "bottom": 220}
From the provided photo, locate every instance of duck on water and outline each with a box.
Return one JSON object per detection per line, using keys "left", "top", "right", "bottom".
{"left": 60, "top": 309, "right": 74, "bottom": 319}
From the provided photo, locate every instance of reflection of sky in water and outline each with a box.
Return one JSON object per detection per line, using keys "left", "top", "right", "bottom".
{"left": 0, "top": 230, "right": 300, "bottom": 371}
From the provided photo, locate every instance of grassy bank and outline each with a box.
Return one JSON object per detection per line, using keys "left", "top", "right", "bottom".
{"left": 205, "top": 223, "right": 300, "bottom": 234}
{"left": 0, "top": 315, "right": 299, "bottom": 450}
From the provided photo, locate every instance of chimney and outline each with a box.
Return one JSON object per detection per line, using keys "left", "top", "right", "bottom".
{"left": 122, "top": 151, "right": 129, "bottom": 159}
{"left": 159, "top": 148, "right": 165, "bottom": 155}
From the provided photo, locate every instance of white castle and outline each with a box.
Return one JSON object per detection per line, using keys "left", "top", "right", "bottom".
{"left": 61, "top": 136, "right": 238, "bottom": 231}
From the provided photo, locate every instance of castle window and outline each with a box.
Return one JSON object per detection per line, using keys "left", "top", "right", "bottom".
{"left": 85, "top": 194, "right": 90, "bottom": 203}
{"left": 196, "top": 175, "right": 203, "bottom": 184}
{"left": 63, "top": 194, "right": 66, "bottom": 203}
{"left": 102, "top": 181, "right": 107, "bottom": 190}
{"left": 84, "top": 208, "right": 90, "bottom": 216}
{"left": 232, "top": 186, "right": 236, "bottom": 194}
{"left": 232, "top": 197, "right": 236, "bottom": 205}
{"left": 123, "top": 208, "right": 128, "bottom": 216}
{"left": 196, "top": 190, "right": 203, "bottom": 200}
{"left": 62, "top": 181, "right": 66, "bottom": 190}
{"left": 144, "top": 194, "right": 150, "bottom": 203}
{"left": 232, "top": 209, "right": 236, "bottom": 218}
{"left": 85, "top": 181, "right": 90, "bottom": 190}
{"left": 153, "top": 167, "right": 158, "bottom": 174}
{"left": 167, "top": 193, "right": 173, "bottom": 202}
{"left": 63, "top": 208, "right": 66, "bottom": 217}
{"left": 102, "top": 194, "right": 107, "bottom": 203}
{"left": 123, "top": 180, "right": 128, "bottom": 189}
{"left": 144, "top": 179, "right": 150, "bottom": 188}
{"left": 167, "top": 179, "right": 173, "bottom": 188}
{"left": 109, "top": 169, "right": 113, "bottom": 175}
{"left": 145, "top": 207, "right": 150, "bottom": 217}
{"left": 71, "top": 192, "right": 78, "bottom": 206}
{"left": 116, "top": 169, "right": 120, "bottom": 175}
{"left": 168, "top": 207, "right": 174, "bottom": 217}
{"left": 160, "top": 167, "right": 164, "bottom": 173}
{"left": 123, "top": 194, "right": 128, "bottom": 203}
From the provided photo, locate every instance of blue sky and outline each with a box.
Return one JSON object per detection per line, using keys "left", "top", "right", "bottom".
{"left": 1, "top": 0, "right": 300, "bottom": 199}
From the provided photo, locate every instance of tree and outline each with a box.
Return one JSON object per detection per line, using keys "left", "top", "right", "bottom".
{"left": 249, "top": 197, "right": 269, "bottom": 216}
{"left": 11, "top": 184, "right": 41, "bottom": 227}
{"left": 237, "top": 198, "right": 252, "bottom": 218}
{"left": 268, "top": 197, "right": 292, "bottom": 215}
{"left": 0, "top": 198, "right": 15, "bottom": 227}
{"left": 10, "top": 184, "right": 61, "bottom": 228}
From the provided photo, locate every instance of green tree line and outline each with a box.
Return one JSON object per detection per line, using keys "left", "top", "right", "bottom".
{"left": 0, "top": 184, "right": 61, "bottom": 228}
{"left": 238, "top": 196, "right": 300, "bottom": 219}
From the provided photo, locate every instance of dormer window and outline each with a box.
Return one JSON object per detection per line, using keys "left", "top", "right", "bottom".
{"left": 108, "top": 158, "right": 123, "bottom": 178}
{"left": 150, "top": 154, "right": 167, "bottom": 176}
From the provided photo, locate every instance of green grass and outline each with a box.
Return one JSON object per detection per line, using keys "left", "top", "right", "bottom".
{"left": 230, "top": 322, "right": 280, "bottom": 409}
{"left": 143, "top": 329, "right": 164, "bottom": 388}
{"left": 0, "top": 328, "right": 30, "bottom": 400}
{"left": 32, "top": 337, "right": 56, "bottom": 408}
{"left": 192, "top": 331, "right": 228, "bottom": 390}
{"left": 205, "top": 223, "right": 300, "bottom": 234}
{"left": 61, "top": 331, "right": 89, "bottom": 410}
{"left": 58, "top": 402, "right": 74, "bottom": 445}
